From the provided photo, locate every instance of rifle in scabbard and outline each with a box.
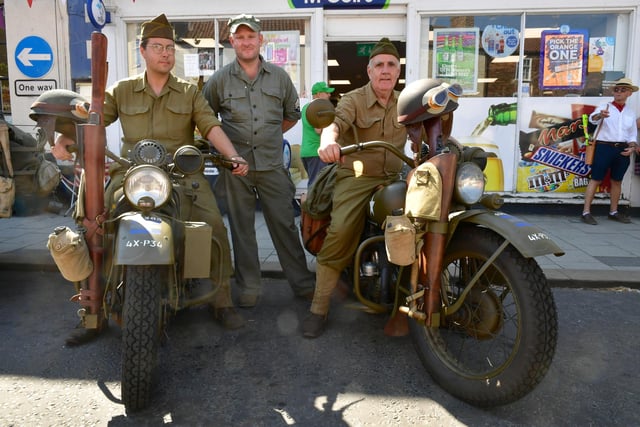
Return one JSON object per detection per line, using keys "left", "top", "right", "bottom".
{"left": 76, "top": 31, "right": 108, "bottom": 328}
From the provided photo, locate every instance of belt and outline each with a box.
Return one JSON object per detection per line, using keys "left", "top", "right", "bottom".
{"left": 596, "top": 140, "right": 628, "bottom": 147}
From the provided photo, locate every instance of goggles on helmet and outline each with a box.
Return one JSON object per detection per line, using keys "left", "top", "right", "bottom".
{"left": 422, "top": 83, "right": 463, "bottom": 114}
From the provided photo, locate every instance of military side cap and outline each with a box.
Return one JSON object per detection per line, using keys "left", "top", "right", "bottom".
{"left": 369, "top": 37, "right": 400, "bottom": 60}
{"left": 228, "top": 14, "right": 261, "bottom": 33}
{"left": 141, "top": 14, "right": 175, "bottom": 41}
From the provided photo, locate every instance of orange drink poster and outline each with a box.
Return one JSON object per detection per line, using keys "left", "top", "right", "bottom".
{"left": 539, "top": 29, "right": 588, "bottom": 90}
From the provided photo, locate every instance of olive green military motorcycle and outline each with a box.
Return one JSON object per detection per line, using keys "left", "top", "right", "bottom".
{"left": 32, "top": 33, "right": 243, "bottom": 413}
{"left": 302, "top": 78, "right": 563, "bottom": 407}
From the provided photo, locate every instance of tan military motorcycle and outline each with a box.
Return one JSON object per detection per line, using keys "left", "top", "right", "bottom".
{"left": 33, "top": 33, "right": 243, "bottom": 413}
{"left": 301, "top": 78, "right": 564, "bottom": 407}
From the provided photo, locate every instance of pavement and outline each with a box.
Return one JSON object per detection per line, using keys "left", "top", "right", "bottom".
{"left": 1, "top": 201, "right": 639, "bottom": 289}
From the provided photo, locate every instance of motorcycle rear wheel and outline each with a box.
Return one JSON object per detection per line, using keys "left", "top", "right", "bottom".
{"left": 121, "top": 265, "right": 163, "bottom": 413}
{"left": 409, "top": 226, "right": 558, "bottom": 407}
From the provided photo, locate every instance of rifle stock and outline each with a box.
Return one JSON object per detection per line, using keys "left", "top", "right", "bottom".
{"left": 78, "top": 31, "right": 108, "bottom": 326}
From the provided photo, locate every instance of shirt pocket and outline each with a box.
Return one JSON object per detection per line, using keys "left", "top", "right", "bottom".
{"left": 224, "top": 89, "right": 250, "bottom": 122}
{"left": 165, "top": 102, "right": 193, "bottom": 140}
{"left": 260, "top": 87, "right": 284, "bottom": 124}
{"left": 354, "top": 115, "right": 383, "bottom": 142}
{"left": 119, "top": 104, "right": 151, "bottom": 143}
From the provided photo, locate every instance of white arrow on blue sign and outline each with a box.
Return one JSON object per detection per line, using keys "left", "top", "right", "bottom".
{"left": 15, "top": 36, "right": 54, "bottom": 78}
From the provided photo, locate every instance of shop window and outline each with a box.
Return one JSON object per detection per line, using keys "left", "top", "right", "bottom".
{"left": 126, "top": 17, "right": 308, "bottom": 95}
{"left": 420, "top": 12, "right": 631, "bottom": 98}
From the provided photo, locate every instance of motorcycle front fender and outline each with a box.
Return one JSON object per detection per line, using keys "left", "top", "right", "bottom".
{"left": 449, "top": 209, "right": 565, "bottom": 258}
{"left": 114, "top": 213, "right": 174, "bottom": 265}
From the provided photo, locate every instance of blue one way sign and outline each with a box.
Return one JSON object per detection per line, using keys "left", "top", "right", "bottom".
{"left": 15, "top": 36, "right": 54, "bottom": 78}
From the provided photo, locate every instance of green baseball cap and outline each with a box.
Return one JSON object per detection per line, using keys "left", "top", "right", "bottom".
{"left": 312, "top": 81, "right": 335, "bottom": 95}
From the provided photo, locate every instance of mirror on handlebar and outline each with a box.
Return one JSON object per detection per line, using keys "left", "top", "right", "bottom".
{"left": 305, "top": 98, "right": 335, "bottom": 129}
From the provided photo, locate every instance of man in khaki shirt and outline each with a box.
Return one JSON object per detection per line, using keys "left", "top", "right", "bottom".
{"left": 303, "top": 38, "right": 407, "bottom": 338}
{"left": 52, "top": 14, "right": 248, "bottom": 345}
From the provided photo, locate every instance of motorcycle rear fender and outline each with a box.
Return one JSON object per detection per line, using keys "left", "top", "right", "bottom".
{"left": 114, "top": 213, "right": 174, "bottom": 265}
{"left": 449, "top": 210, "right": 565, "bottom": 258}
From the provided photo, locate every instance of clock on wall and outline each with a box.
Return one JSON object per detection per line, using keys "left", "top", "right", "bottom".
{"left": 87, "top": 0, "right": 107, "bottom": 30}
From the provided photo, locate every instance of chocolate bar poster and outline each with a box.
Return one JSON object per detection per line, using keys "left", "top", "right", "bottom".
{"left": 539, "top": 28, "right": 588, "bottom": 90}
{"left": 450, "top": 97, "right": 600, "bottom": 194}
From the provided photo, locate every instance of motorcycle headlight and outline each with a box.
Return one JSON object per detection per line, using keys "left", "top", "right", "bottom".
{"left": 454, "top": 162, "right": 485, "bottom": 205}
{"left": 123, "top": 165, "right": 171, "bottom": 209}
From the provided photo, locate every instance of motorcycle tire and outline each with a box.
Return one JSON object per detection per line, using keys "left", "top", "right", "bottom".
{"left": 408, "top": 225, "right": 558, "bottom": 407}
{"left": 121, "top": 265, "right": 163, "bottom": 413}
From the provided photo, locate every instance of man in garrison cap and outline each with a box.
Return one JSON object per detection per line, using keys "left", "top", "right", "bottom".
{"left": 301, "top": 37, "right": 407, "bottom": 338}
{"left": 140, "top": 13, "right": 175, "bottom": 41}
{"left": 50, "top": 13, "right": 248, "bottom": 346}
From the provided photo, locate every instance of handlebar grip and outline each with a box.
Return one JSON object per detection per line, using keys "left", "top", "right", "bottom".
{"left": 340, "top": 144, "right": 360, "bottom": 156}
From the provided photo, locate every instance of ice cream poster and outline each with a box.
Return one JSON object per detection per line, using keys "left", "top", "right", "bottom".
{"left": 588, "top": 37, "right": 615, "bottom": 72}
{"left": 539, "top": 28, "right": 588, "bottom": 90}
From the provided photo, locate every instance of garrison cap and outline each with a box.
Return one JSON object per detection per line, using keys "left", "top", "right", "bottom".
{"left": 369, "top": 37, "right": 400, "bottom": 61}
{"left": 141, "top": 14, "right": 175, "bottom": 41}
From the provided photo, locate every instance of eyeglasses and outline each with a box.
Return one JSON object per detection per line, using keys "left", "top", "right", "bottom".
{"left": 613, "top": 87, "right": 630, "bottom": 93}
{"left": 147, "top": 43, "right": 176, "bottom": 55}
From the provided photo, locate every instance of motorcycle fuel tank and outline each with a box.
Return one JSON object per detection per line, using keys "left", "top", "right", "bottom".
{"left": 368, "top": 180, "right": 408, "bottom": 226}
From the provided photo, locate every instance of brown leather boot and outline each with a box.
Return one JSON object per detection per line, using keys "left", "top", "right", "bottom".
{"left": 65, "top": 320, "right": 107, "bottom": 347}
{"left": 302, "top": 264, "right": 340, "bottom": 338}
{"left": 302, "top": 313, "right": 327, "bottom": 338}
{"left": 212, "top": 307, "right": 246, "bottom": 330}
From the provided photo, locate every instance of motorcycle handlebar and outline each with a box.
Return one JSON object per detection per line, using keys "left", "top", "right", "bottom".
{"left": 339, "top": 141, "right": 415, "bottom": 167}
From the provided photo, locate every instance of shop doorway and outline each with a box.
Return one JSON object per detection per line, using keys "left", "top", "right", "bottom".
{"left": 327, "top": 40, "right": 406, "bottom": 99}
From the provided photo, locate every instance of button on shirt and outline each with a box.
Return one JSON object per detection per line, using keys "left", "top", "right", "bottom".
{"left": 203, "top": 56, "right": 301, "bottom": 171}
{"left": 589, "top": 101, "right": 638, "bottom": 144}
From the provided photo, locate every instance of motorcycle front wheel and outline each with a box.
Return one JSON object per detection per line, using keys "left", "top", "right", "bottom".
{"left": 409, "top": 226, "right": 558, "bottom": 407}
{"left": 121, "top": 265, "right": 164, "bottom": 413}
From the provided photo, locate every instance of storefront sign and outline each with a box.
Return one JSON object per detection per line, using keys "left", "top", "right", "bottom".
{"left": 288, "top": 0, "right": 390, "bottom": 9}
{"left": 539, "top": 28, "right": 588, "bottom": 90}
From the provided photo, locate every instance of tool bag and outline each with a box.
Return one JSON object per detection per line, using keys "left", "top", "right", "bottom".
{"left": 300, "top": 163, "right": 337, "bottom": 255}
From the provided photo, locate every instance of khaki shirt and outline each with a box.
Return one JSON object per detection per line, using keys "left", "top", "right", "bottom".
{"left": 103, "top": 73, "right": 222, "bottom": 155}
{"left": 202, "top": 56, "right": 300, "bottom": 171}
{"left": 334, "top": 82, "right": 407, "bottom": 177}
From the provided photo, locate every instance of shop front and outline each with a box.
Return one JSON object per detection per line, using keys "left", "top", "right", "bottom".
{"left": 4, "top": 0, "right": 640, "bottom": 206}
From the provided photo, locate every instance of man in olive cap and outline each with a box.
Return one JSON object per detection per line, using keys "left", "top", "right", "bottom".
{"left": 52, "top": 14, "right": 248, "bottom": 345}
{"left": 203, "top": 14, "right": 316, "bottom": 308}
{"left": 302, "top": 37, "right": 407, "bottom": 338}
{"left": 301, "top": 81, "right": 335, "bottom": 185}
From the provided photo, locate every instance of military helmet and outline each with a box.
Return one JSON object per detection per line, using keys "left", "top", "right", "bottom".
{"left": 29, "top": 89, "right": 90, "bottom": 128}
{"left": 29, "top": 89, "right": 90, "bottom": 142}
{"left": 397, "top": 78, "right": 461, "bottom": 125}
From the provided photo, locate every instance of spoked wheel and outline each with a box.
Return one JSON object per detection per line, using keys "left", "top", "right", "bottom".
{"left": 121, "top": 266, "right": 164, "bottom": 413}
{"left": 408, "top": 226, "right": 558, "bottom": 407}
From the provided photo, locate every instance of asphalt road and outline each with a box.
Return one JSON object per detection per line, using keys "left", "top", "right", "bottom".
{"left": 1, "top": 270, "right": 639, "bottom": 426}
